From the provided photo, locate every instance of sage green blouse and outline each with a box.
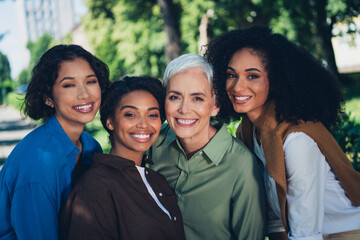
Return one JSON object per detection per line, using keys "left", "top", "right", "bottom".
{"left": 149, "top": 123, "right": 266, "bottom": 240}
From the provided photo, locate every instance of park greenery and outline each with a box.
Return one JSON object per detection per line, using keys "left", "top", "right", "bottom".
{"left": 1, "top": 0, "right": 360, "bottom": 170}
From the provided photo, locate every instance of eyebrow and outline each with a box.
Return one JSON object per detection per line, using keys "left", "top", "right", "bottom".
{"left": 167, "top": 90, "right": 207, "bottom": 97}
{"left": 120, "top": 105, "right": 160, "bottom": 111}
{"left": 59, "top": 74, "right": 97, "bottom": 83}
{"left": 227, "top": 66, "right": 261, "bottom": 73}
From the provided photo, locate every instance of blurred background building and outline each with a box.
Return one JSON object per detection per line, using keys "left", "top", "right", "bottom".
{"left": 16, "top": 0, "right": 74, "bottom": 42}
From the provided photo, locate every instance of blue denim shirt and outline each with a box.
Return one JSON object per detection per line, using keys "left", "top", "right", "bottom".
{"left": 0, "top": 115, "right": 102, "bottom": 240}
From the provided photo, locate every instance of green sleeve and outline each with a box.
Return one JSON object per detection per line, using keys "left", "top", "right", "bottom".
{"left": 231, "top": 156, "right": 266, "bottom": 240}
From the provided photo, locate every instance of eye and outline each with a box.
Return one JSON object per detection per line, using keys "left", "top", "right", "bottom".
{"left": 87, "top": 79, "right": 98, "bottom": 84}
{"left": 248, "top": 74, "right": 259, "bottom": 80}
{"left": 193, "top": 96, "right": 204, "bottom": 102}
{"left": 124, "top": 113, "right": 135, "bottom": 117}
{"left": 149, "top": 113, "right": 159, "bottom": 118}
{"left": 168, "top": 95, "right": 179, "bottom": 101}
{"left": 226, "top": 72, "right": 237, "bottom": 79}
{"left": 63, "top": 84, "right": 75, "bottom": 88}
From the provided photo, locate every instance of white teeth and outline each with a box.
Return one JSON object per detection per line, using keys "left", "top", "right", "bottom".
{"left": 235, "top": 96, "right": 251, "bottom": 101}
{"left": 132, "top": 134, "right": 150, "bottom": 139}
{"left": 177, "top": 119, "right": 196, "bottom": 125}
{"left": 75, "top": 104, "right": 92, "bottom": 110}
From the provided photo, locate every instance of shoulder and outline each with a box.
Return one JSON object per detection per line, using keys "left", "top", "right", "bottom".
{"left": 214, "top": 125, "right": 257, "bottom": 172}
{"left": 81, "top": 131, "right": 101, "bottom": 147}
{"left": 156, "top": 123, "right": 176, "bottom": 145}
{"left": 71, "top": 164, "right": 114, "bottom": 197}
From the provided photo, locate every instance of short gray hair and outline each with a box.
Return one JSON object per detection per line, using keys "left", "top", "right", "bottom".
{"left": 162, "top": 53, "right": 214, "bottom": 88}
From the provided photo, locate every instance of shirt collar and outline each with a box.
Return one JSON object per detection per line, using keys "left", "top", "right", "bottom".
{"left": 45, "top": 115, "right": 96, "bottom": 163}
{"left": 45, "top": 115, "right": 79, "bottom": 156}
{"left": 160, "top": 123, "right": 232, "bottom": 166}
{"left": 93, "top": 153, "right": 154, "bottom": 170}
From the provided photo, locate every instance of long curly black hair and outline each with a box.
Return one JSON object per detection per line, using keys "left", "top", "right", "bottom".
{"left": 100, "top": 76, "right": 165, "bottom": 145}
{"left": 205, "top": 26, "right": 344, "bottom": 129}
{"left": 24, "top": 44, "right": 110, "bottom": 121}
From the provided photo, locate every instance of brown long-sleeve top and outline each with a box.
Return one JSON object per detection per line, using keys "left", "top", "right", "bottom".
{"left": 60, "top": 153, "right": 185, "bottom": 240}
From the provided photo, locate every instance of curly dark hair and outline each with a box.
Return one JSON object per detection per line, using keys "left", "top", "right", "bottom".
{"left": 100, "top": 76, "right": 165, "bottom": 145}
{"left": 205, "top": 26, "right": 344, "bottom": 128}
{"left": 23, "top": 44, "right": 110, "bottom": 120}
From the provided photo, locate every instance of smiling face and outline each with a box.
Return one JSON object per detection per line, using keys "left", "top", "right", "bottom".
{"left": 165, "top": 68, "right": 219, "bottom": 144}
{"left": 45, "top": 58, "right": 101, "bottom": 132}
{"left": 107, "top": 90, "right": 161, "bottom": 161}
{"left": 226, "top": 48, "right": 270, "bottom": 122}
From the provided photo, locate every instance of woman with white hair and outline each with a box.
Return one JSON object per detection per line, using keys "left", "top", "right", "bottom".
{"left": 149, "top": 53, "right": 266, "bottom": 240}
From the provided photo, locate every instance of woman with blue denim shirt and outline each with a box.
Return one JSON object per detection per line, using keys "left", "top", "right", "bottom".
{"left": 0, "top": 44, "right": 110, "bottom": 240}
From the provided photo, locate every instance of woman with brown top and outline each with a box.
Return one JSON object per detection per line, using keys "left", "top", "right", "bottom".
{"left": 205, "top": 26, "right": 360, "bottom": 240}
{"left": 60, "top": 76, "right": 185, "bottom": 240}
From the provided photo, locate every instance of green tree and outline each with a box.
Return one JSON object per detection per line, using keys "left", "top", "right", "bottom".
{"left": 268, "top": 0, "right": 360, "bottom": 82}
{"left": 82, "top": 0, "right": 360, "bottom": 83}
{"left": 0, "top": 51, "right": 12, "bottom": 104}
{"left": 16, "top": 34, "right": 54, "bottom": 86}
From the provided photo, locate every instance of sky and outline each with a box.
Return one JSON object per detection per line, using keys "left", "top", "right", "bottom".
{"left": 0, "top": 0, "right": 88, "bottom": 78}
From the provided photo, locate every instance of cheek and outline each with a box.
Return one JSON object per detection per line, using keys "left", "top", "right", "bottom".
{"left": 153, "top": 120, "right": 162, "bottom": 132}
{"left": 165, "top": 101, "right": 176, "bottom": 116}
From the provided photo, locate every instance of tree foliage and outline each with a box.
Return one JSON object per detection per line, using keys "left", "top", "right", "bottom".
{"left": 0, "top": 51, "right": 11, "bottom": 83}
{"left": 81, "top": 0, "right": 360, "bottom": 82}
{"left": 16, "top": 34, "right": 54, "bottom": 86}
{"left": 0, "top": 51, "right": 12, "bottom": 104}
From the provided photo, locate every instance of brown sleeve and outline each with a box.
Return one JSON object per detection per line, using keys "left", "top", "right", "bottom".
{"left": 60, "top": 184, "right": 118, "bottom": 240}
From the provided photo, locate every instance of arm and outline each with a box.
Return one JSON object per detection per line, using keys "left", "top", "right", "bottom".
{"left": 61, "top": 187, "right": 118, "bottom": 240}
{"left": 11, "top": 184, "right": 58, "bottom": 240}
{"left": 284, "top": 133, "right": 326, "bottom": 240}
{"left": 232, "top": 156, "right": 266, "bottom": 240}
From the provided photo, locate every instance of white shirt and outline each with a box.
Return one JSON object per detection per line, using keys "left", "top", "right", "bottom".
{"left": 136, "top": 165, "right": 172, "bottom": 220}
{"left": 253, "top": 129, "right": 360, "bottom": 239}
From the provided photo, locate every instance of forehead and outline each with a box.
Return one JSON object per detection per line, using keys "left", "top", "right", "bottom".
{"left": 167, "top": 68, "right": 213, "bottom": 92}
{"left": 118, "top": 90, "right": 159, "bottom": 108}
{"left": 228, "top": 48, "right": 266, "bottom": 69}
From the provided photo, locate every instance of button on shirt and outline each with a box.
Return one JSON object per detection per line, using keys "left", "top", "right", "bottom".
{"left": 0, "top": 115, "right": 102, "bottom": 240}
{"left": 254, "top": 130, "right": 360, "bottom": 239}
{"left": 61, "top": 153, "right": 185, "bottom": 240}
{"left": 149, "top": 123, "right": 266, "bottom": 240}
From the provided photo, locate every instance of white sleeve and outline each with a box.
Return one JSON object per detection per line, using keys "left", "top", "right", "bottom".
{"left": 284, "top": 132, "right": 325, "bottom": 240}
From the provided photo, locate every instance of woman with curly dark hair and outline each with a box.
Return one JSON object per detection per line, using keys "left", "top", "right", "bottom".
{"left": 61, "top": 76, "right": 185, "bottom": 240}
{"left": 0, "top": 44, "right": 110, "bottom": 239}
{"left": 205, "top": 26, "right": 360, "bottom": 240}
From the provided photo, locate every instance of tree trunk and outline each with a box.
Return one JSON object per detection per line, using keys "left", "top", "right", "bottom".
{"left": 314, "top": 0, "right": 341, "bottom": 81}
{"left": 157, "top": 0, "right": 181, "bottom": 63}
{"left": 198, "top": 9, "right": 214, "bottom": 56}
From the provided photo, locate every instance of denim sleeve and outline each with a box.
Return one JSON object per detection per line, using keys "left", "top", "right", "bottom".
{"left": 11, "top": 183, "right": 58, "bottom": 240}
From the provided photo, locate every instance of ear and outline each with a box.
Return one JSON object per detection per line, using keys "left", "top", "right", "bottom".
{"left": 45, "top": 97, "right": 54, "bottom": 108}
{"left": 211, "top": 104, "right": 220, "bottom": 117}
{"left": 106, "top": 118, "right": 114, "bottom": 131}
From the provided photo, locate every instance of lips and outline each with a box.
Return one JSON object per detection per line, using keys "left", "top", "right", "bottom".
{"left": 73, "top": 103, "right": 94, "bottom": 113}
{"left": 233, "top": 95, "right": 251, "bottom": 104}
{"left": 130, "top": 132, "right": 154, "bottom": 143}
{"left": 176, "top": 118, "right": 198, "bottom": 127}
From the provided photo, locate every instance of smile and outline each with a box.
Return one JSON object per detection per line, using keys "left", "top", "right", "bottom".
{"left": 234, "top": 96, "right": 251, "bottom": 103}
{"left": 130, "top": 133, "right": 154, "bottom": 143}
{"left": 73, "top": 103, "right": 94, "bottom": 112}
{"left": 176, "top": 118, "right": 197, "bottom": 127}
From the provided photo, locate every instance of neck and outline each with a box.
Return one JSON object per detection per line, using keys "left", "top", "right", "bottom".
{"left": 179, "top": 125, "right": 217, "bottom": 158}
{"left": 247, "top": 101, "right": 271, "bottom": 129}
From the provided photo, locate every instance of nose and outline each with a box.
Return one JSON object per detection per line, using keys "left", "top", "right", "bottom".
{"left": 136, "top": 116, "right": 148, "bottom": 129}
{"left": 77, "top": 84, "right": 90, "bottom": 100}
{"left": 179, "top": 98, "right": 191, "bottom": 114}
{"left": 230, "top": 77, "right": 246, "bottom": 92}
